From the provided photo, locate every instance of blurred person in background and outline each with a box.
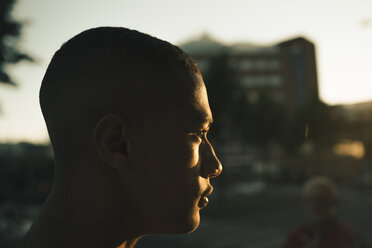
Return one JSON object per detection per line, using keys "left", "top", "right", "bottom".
{"left": 18, "top": 27, "right": 222, "bottom": 248}
{"left": 284, "top": 176, "right": 366, "bottom": 248}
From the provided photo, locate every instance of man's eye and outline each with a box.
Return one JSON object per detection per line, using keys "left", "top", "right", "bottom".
{"left": 192, "top": 130, "right": 207, "bottom": 142}
{"left": 194, "top": 131, "right": 206, "bottom": 137}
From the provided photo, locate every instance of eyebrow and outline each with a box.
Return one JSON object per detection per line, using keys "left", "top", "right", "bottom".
{"left": 194, "top": 113, "right": 214, "bottom": 128}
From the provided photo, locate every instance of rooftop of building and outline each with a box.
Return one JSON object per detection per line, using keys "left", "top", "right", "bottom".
{"left": 179, "top": 33, "right": 315, "bottom": 57}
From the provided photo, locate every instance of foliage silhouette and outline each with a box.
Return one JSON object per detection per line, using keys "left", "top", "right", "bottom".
{"left": 0, "top": 0, "right": 32, "bottom": 86}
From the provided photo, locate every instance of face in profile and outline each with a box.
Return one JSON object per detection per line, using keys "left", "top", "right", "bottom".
{"left": 122, "top": 73, "right": 222, "bottom": 235}
{"left": 29, "top": 27, "right": 220, "bottom": 248}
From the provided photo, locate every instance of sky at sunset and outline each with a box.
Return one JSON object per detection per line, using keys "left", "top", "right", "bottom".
{"left": 0, "top": 0, "right": 371, "bottom": 143}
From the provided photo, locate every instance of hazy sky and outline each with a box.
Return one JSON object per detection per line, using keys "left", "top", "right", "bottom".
{"left": 0, "top": 0, "right": 371, "bottom": 143}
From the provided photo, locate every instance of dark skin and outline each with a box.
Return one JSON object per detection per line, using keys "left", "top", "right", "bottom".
{"left": 19, "top": 72, "right": 222, "bottom": 248}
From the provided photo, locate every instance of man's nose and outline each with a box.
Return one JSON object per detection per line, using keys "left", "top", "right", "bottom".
{"left": 200, "top": 142, "right": 222, "bottom": 179}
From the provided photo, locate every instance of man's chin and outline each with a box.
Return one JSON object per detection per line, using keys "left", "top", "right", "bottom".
{"left": 169, "top": 211, "right": 200, "bottom": 234}
{"left": 184, "top": 217, "right": 200, "bottom": 234}
{"left": 184, "top": 208, "right": 201, "bottom": 234}
{"left": 179, "top": 219, "right": 200, "bottom": 234}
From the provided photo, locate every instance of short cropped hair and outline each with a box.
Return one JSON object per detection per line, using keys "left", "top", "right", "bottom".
{"left": 40, "top": 27, "right": 200, "bottom": 155}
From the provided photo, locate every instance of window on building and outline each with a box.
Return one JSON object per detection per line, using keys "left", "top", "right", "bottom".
{"left": 241, "top": 75, "right": 282, "bottom": 87}
{"left": 240, "top": 59, "right": 254, "bottom": 70}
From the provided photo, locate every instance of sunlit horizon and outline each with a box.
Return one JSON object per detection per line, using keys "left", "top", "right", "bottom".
{"left": 1, "top": 0, "right": 372, "bottom": 143}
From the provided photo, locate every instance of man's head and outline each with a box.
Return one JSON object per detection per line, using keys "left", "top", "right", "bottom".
{"left": 40, "top": 27, "right": 222, "bottom": 237}
{"left": 302, "top": 176, "right": 338, "bottom": 223}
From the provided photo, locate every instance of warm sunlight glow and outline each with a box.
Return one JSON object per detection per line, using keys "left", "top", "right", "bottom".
{"left": 1, "top": 0, "right": 372, "bottom": 141}
{"left": 333, "top": 140, "right": 365, "bottom": 159}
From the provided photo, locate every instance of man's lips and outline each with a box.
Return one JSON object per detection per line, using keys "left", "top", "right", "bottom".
{"left": 198, "top": 196, "right": 209, "bottom": 208}
{"left": 198, "top": 186, "right": 213, "bottom": 209}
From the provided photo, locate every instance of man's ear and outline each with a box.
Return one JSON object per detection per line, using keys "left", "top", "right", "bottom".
{"left": 93, "top": 114, "right": 132, "bottom": 170}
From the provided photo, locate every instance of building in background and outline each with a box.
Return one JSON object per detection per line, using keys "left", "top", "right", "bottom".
{"left": 181, "top": 34, "right": 319, "bottom": 112}
{"left": 180, "top": 34, "right": 323, "bottom": 183}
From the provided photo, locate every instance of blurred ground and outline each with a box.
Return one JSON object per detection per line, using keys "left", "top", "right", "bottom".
{"left": 136, "top": 185, "right": 372, "bottom": 248}
{"left": 2, "top": 185, "right": 370, "bottom": 248}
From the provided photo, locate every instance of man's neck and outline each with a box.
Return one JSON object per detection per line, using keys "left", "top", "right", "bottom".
{"left": 18, "top": 186, "right": 137, "bottom": 248}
